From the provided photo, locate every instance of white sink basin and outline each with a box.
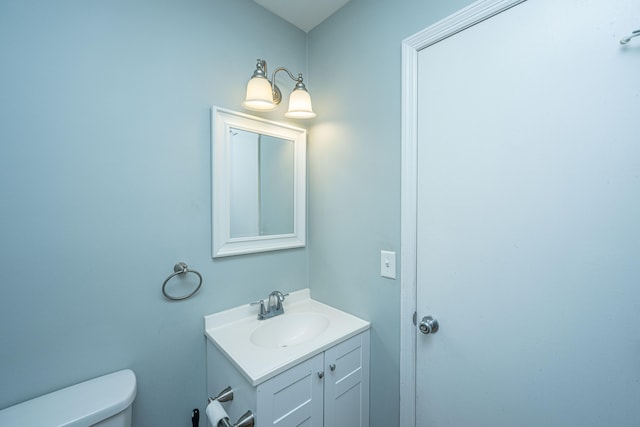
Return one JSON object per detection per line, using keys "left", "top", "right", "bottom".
{"left": 204, "top": 289, "right": 370, "bottom": 385}
{"left": 250, "top": 312, "right": 330, "bottom": 349}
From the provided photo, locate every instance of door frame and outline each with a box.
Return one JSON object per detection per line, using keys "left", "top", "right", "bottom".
{"left": 399, "top": 1, "right": 526, "bottom": 425}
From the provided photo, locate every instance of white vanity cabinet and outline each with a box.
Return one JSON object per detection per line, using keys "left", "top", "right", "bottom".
{"left": 204, "top": 290, "right": 371, "bottom": 426}
{"left": 255, "top": 352, "right": 324, "bottom": 425}
{"left": 322, "top": 332, "right": 370, "bottom": 427}
{"left": 206, "top": 330, "right": 370, "bottom": 427}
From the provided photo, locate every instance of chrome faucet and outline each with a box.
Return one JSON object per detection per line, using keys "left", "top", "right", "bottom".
{"left": 250, "top": 291, "right": 289, "bottom": 320}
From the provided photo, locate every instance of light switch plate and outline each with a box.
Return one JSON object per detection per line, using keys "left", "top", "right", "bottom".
{"left": 380, "top": 250, "right": 396, "bottom": 279}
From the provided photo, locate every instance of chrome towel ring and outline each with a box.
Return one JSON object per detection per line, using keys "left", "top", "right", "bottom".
{"left": 162, "top": 262, "right": 203, "bottom": 301}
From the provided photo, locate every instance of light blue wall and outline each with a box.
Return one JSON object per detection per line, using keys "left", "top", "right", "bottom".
{"left": 307, "top": 1, "right": 475, "bottom": 425}
{"left": 0, "top": 0, "right": 492, "bottom": 425}
{"left": 0, "top": 1, "right": 308, "bottom": 426}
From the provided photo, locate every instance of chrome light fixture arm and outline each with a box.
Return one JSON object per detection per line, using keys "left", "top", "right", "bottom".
{"left": 620, "top": 29, "right": 640, "bottom": 45}
{"left": 269, "top": 66, "right": 306, "bottom": 106}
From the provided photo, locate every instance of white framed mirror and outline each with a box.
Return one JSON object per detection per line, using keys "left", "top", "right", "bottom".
{"left": 211, "top": 106, "right": 306, "bottom": 257}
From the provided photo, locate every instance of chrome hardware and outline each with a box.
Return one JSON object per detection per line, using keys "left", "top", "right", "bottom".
{"left": 317, "top": 371, "right": 324, "bottom": 379}
{"left": 329, "top": 364, "right": 336, "bottom": 372}
{"left": 250, "top": 300, "right": 267, "bottom": 319}
{"left": 217, "top": 410, "right": 255, "bottom": 427}
{"left": 620, "top": 29, "right": 640, "bottom": 45}
{"left": 208, "top": 386, "right": 233, "bottom": 404}
{"left": 207, "top": 388, "right": 254, "bottom": 427}
{"left": 234, "top": 411, "right": 255, "bottom": 427}
{"left": 419, "top": 315, "right": 439, "bottom": 334}
{"left": 268, "top": 290, "right": 288, "bottom": 312}
{"left": 252, "top": 291, "right": 289, "bottom": 320}
{"left": 161, "top": 262, "right": 203, "bottom": 301}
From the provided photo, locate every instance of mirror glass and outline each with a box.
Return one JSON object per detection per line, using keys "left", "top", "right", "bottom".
{"left": 230, "top": 129, "right": 294, "bottom": 238}
{"left": 211, "top": 106, "right": 306, "bottom": 257}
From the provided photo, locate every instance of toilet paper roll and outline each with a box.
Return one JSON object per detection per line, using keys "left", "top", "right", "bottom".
{"left": 206, "top": 400, "right": 229, "bottom": 427}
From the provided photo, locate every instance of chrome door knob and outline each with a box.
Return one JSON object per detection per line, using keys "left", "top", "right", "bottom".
{"left": 419, "top": 315, "right": 439, "bottom": 334}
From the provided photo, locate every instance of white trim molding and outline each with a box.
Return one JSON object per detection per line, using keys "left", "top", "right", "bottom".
{"left": 211, "top": 106, "right": 307, "bottom": 258}
{"left": 399, "top": 1, "right": 526, "bottom": 425}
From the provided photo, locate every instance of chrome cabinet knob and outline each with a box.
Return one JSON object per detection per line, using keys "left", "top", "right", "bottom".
{"left": 419, "top": 315, "right": 439, "bottom": 334}
{"left": 317, "top": 371, "right": 324, "bottom": 379}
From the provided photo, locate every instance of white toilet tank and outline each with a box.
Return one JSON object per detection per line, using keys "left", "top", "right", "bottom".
{"left": 0, "top": 369, "right": 136, "bottom": 427}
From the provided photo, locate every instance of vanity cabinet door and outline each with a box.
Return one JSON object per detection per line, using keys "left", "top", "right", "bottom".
{"left": 323, "top": 331, "right": 370, "bottom": 427}
{"left": 256, "top": 353, "right": 324, "bottom": 426}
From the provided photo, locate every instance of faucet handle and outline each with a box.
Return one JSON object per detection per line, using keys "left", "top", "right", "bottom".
{"left": 250, "top": 300, "right": 266, "bottom": 318}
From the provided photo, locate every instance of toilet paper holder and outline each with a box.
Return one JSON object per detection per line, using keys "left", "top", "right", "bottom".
{"left": 208, "top": 386, "right": 255, "bottom": 427}
{"left": 217, "top": 411, "right": 254, "bottom": 427}
{"left": 208, "top": 386, "right": 234, "bottom": 404}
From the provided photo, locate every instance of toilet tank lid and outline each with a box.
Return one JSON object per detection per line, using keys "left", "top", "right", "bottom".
{"left": 0, "top": 369, "right": 137, "bottom": 427}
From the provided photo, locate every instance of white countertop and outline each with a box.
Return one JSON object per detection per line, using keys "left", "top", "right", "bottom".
{"left": 204, "top": 289, "right": 370, "bottom": 386}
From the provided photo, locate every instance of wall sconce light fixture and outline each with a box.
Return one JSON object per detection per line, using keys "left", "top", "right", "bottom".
{"left": 242, "top": 59, "right": 316, "bottom": 119}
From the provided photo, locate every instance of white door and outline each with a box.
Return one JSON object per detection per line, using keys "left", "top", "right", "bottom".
{"left": 415, "top": 0, "right": 640, "bottom": 425}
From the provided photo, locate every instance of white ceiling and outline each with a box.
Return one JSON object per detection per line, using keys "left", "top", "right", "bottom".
{"left": 253, "top": 0, "right": 351, "bottom": 32}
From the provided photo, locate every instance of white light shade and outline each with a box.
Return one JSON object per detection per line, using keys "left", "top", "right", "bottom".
{"left": 242, "top": 77, "right": 276, "bottom": 111}
{"left": 285, "top": 88, "right": 316, "bottom": 119}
